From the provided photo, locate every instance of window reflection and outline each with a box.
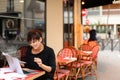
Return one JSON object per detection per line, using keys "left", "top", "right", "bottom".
{"left": 0, "top": 0, "right": 46, "bottom": 51}
{"left": 63, "top": 0, "right": 74, "bottom": 47}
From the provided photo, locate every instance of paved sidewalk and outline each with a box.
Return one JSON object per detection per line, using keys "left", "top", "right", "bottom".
{"left": 85, "top": 50, "right": 120, "bottom": 80}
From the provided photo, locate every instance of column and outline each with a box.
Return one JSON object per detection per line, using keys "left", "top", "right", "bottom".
{"left": 46, "top": 0, "right": 63, "bottom": 54}
{"left": 74, "top": 0, "right": 83, "bottom": 48}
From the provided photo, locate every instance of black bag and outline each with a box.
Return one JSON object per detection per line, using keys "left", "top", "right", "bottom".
{"left": 0, "top": 51, "right": 7, "bottom": 67}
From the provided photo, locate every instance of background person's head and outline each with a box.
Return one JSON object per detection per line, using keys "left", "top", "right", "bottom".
{"left": 88, "top": 29, "right": 97, "bottom": 41}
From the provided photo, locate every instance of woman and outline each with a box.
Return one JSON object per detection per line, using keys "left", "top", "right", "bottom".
{"left": 83, "top": 29, "right": 98, "bottom": 48}
{"left": 88, "top": 29, "right": 98, "bottom": 48}
{"left": 21, "top": 29, "right": 56, "bottom": 80}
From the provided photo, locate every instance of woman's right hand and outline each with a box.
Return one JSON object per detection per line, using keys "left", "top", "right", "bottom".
{"left": 34, "top": 57, "right": 43, "bottom": 66}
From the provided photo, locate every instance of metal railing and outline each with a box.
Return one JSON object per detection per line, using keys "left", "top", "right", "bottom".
{"left": 100, "top": 38, "right": 120, "bottom": 51}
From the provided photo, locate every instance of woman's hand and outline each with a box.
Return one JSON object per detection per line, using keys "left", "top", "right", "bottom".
{"left": 34, "top": 57, "right": 52, "bottom": 72}
{"left": 20, "top": 63, "right": 25, "bottom": 67}
{"left": 34, "top": 57, "right": 42, "bottom": 66}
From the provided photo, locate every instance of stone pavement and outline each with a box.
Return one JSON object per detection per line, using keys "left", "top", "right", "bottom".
{"left": 84, "top": 50, "right": 120, "bottom": 80}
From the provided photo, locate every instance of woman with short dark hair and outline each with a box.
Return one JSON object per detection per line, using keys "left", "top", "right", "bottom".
{"left": 21, "top": 29, "right": 56, "bottom": 80}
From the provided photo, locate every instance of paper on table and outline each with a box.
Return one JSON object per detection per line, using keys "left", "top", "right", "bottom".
{"left": 0, "top": 67, "right": 13, "bottom": 72}
{"left": 63, "top": 57, "right": 77, "bottom": 60}
{"left": 0, "top": 72, "right": 26, "bottom": 80}
{"left": 63, "top": 57, "right": 70, "bottom": 60}
{"left": 2, "top": 52, "right": 24, "bottom": 74}
{"left": 70, "top": 57, "right": 77, "bottom": 60}
{"left": 0, "top": 67, "right": 13, "bottom": 74}
{"left": 83, "top": 51, "right": 92, "bottom": 54}
{"left": 2, "top": 53, "right": 15, "bottom": 70}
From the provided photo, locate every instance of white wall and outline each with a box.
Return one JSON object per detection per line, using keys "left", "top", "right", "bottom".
{"left": 83, "top": 15, "right": 120, "bottom": 25}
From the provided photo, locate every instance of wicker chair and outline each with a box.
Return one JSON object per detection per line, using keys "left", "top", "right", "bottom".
{"left": 57, "top": 47, "right": 79, "bottom": 80}
{"left": 54, "top": 60, "right": 70, "bottom": 80}
{"left": 80, "top": 45, "right": 99, "bottom": 80}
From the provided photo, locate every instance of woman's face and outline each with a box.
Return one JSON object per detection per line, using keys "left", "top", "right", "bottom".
{"left": 29, "top": 38, "right": 42, "bottom": 49}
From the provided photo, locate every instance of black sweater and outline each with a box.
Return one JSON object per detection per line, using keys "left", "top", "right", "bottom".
{"left": 24, "top": 45, "right": 56, "bottom": 80}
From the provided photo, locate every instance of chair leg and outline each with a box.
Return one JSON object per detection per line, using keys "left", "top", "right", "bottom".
{"left": 76, "top": 67, "right": 85, "bottom": 80}
{"left": 81, "top": 65, "right": 88, "bottom": 80}
{"left": 75, "top": 68, "right": 81, "bottom": 79}
{"left": 65, "top": 75, "right": 69, "bottom": 80}
{"left": 93, "top": 64, "right": 97, "bottom": 80}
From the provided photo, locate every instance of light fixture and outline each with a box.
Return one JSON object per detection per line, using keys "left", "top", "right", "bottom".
{"left": 20, "top": 0, "right": 24, "bottom": 3}
{"left": 82, "top": 0, "right": 85, "bottom": 5}
{"left": 82, "top": 1, "right": 85, "bottom": 5}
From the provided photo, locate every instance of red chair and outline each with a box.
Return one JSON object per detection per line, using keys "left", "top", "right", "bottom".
{"left": 57, "top": 47, "right": 78, "bottom": 80}
{"left": 54, "top": 70, "right": 65, "bottom": 80}
{"left": 70, "top": 59, "right": 87, "bottom": 80}
{"left": 54, "top": 60, "right": 70, "bottom": 80}
{"left": 57, "top": 47, "right": 89, "bottom": 80}
{"left": 80, "top": 45, "right": 99, "bottom": 80}
{"left": 88, "top": 41, "right": 99, "bottom": 48}
{"left": 90, "top": 45, "right": 99, "bottom": 70}
{"left": 17, "top": 46, "right": 29, "bottom": 61}
{"left": 80, "top": 44, "right": 92, "bottom": 51}
{"left": 58, "top": 69, "right": 70, "bottom": 80}
{"left": 57, "top": 47, "right": 76, "bottom": 59}
{"left": 69, "top": 49, "right": 93, "bottom": 80}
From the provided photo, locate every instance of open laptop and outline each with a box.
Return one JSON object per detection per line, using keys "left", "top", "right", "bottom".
{"left": 2, "top": 52, "right": 38, "bottom": 75}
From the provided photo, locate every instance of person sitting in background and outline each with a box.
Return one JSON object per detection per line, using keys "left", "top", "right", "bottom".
{"left": 83, "top": 29, "right": 99, "bottom": 48}
{"left": 80, "top": 29, "right": 99, "bottom": 61}
{"left": 20, "top": 29, "right": 56, "bottom": 80}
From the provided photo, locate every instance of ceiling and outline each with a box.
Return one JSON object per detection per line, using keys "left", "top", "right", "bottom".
{"left": 64, "top": 0, "right": 114, "bottom": 9}
{"left": 82, "top": 0, "right": 114, "bottom": 9}
{"left": 38, "top": 0, "right": 114, "bottom": 9}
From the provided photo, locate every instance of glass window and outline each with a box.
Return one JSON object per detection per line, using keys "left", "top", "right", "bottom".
{"left": 0, "top": 0, "right": 46, "bottom": 48}
{"left": 63, "top": 0, "right": 74, "bottom": 47}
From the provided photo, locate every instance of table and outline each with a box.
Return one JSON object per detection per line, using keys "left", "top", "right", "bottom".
{"left": 82, "top": 51, "right": 92, "bottom": 55}
{"left": 77, "top": 50, "right": 93, "bottom": 61}
{"left": 57, "top": 57, "right": 77, "bottom": 65}
{"left": 78, "top": 50, "right": 92, "bottom": 56}
{"left": 24, "top": 70, "right": 45, "bottom": 80}
{"left": 0, "top": 67, "right": 45, "bottom": 80}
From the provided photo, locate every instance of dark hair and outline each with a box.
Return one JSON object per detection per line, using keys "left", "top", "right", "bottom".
{"left": 88, "top": 29, "right": 97, "bottom": 41}
{"left": 27, "top": 29, "right": 42, "bottom": 42}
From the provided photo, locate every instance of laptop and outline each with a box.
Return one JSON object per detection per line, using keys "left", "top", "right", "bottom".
{"left": 2, "top": 52, "right": 38, "bottom": 75}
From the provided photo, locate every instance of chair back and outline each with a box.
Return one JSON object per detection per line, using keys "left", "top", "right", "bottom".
{"left": 88, "top": 41, "right": 99, "bottom": 48}
{"left": 57, "top": 47, "right": 77, "bottom": 58}
{"left": 68, "top": 46, "right": 78, "bottom": 57}
{"left": 17, "top": 46, "right": 29, "bottom": 61}
{"left": 90, "top": 45, "right": 99, "bottom": 60}
{"left": 81, "top": 44, "right": 92, "bottom": 51}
